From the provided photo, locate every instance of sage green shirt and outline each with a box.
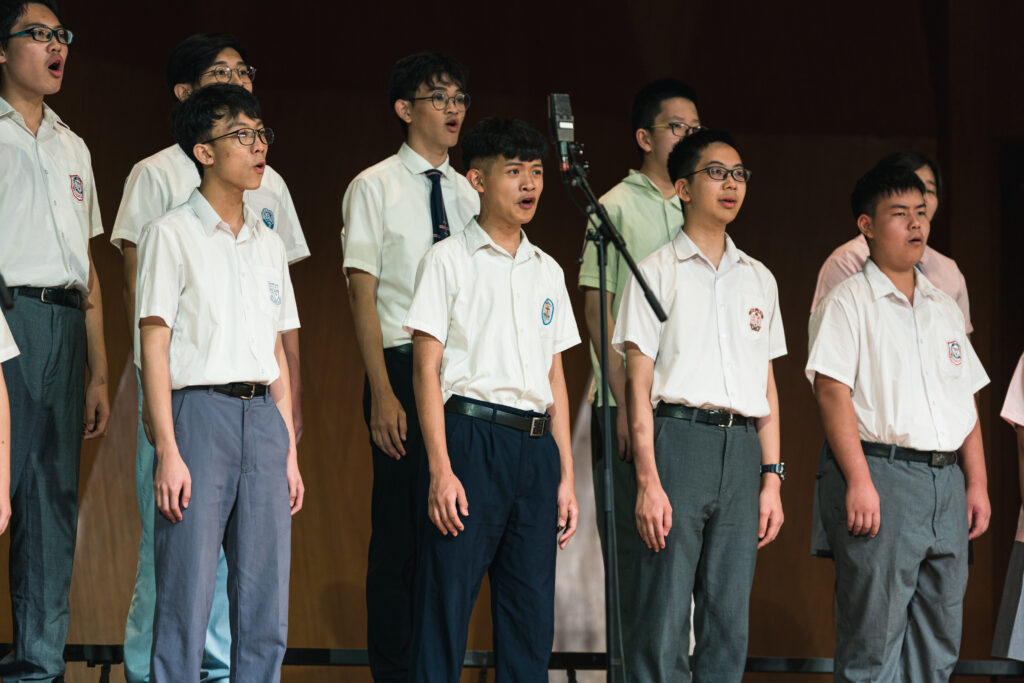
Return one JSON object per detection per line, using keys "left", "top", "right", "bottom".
{"left": 578, "top": 170, "right": 682, "bottom": 406}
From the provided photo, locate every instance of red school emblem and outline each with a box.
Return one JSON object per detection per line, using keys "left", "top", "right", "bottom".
{"left": 948, "top": 340, "right": 962, "bottom": 366}
{"left": 748, "top": 307, "right": 764, "bottom": 332}
{"left": 69, "top": 174, "right": 84, "bottom": 201}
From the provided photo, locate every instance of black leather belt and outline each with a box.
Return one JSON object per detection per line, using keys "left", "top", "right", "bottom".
{"left": 193, "top": 382, "right": 268, "bottom": 400}
{"left": 860, "top": 441, "right": 958, "bottom": 468}
{"left": 445, "top": 396, "right": 550, "bottom": 437}
{"left": 655, "top": 403, "right": 754, "bottom": 428}
{"left": 12, "top": 286, "right": 81, "bottom": 308}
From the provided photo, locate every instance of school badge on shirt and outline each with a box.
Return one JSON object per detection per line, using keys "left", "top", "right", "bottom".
{"left": 541, "top": 298, "right": 554, "bottom": 325}
{"left": 261, "top": 208, "right": 275, "bottom": 229}
{"left": 69, "top": 175, "right": 84, "bottom": 201}
{"left": 948, "top": 340, "right": 962, "bottom": 366}
{"left": 748, "top": 307, "right": 764, "bottom": 332}
{"left": 268, "top": 282, "right": 281, "bottom": 305}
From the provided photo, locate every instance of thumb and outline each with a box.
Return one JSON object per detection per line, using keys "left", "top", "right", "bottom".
{"left": 457, "top": 486, "right": 469, "bottom": 517}
{"left": 181, "top": 477, "right": 192, "bottom": 509}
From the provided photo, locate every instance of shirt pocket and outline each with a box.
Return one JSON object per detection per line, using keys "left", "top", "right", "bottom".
{"left": 735, "top": 291, "right": 770, "bottom": 344}
{"left": 253, "top": 265, "right": 284, "bottom": 322}
{"left": 937, "top": 329, "right": 966, "bottom": 381}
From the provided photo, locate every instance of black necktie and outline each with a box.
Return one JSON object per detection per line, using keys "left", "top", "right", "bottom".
{"left": 425, "top": 169, "right": 450, "bottom": 243}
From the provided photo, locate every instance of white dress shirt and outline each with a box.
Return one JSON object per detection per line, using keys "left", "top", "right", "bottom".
{"left": 806, "top": 258, "right": 988, "bottom": 452}
{"left": 403, "top": 220, "right": 580, "bottom": 414}
{"left": 342, "top": 143, "right": 480, "bottom": 349}
{"left": 1000, "top": 353, "right": 1024, "bottom": 541}
{"left": 612, "top": 231, "right": 787, "bottom": 418}
{"left": 110, "top": 143, "right": 310, "bottom": 263}
{"left": 810, "top": 234, "right": 972, "bottom": 333}
{"left": 0, "top": 98, "right": 103, "bottom": 293}
{"left": 0, "top": 310, "right": 18, "bottom": 363}
{"left": 136, "top": 190, "right": 299, "bottom": 389}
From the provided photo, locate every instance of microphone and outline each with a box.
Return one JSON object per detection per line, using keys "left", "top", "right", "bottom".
{"left": 547, "top": 93, "right": 574, "bottom": 177}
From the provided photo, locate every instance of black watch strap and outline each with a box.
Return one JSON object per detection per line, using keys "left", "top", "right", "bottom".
{"left": 760, "top": 463, "right": 786, "bottom": 481}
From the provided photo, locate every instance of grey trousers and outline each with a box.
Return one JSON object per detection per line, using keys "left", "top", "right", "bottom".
{"left": 627, "top": 414, "right": 761, "bottom": 683}
{"left": 0, "top": 295, "right": 85, "bottom": 682}
{"left": 151, "top": 388, "right": 292, "bottom": 683}
{"left": 819, "top": 453, "right": 968, "bottom": 683}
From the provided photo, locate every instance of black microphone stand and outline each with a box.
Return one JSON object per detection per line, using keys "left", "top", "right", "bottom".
{"left": 561, "top": 142, "right": 667, "bottom": 682}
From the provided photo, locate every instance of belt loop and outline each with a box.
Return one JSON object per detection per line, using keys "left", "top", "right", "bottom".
{"left": 888, "top": 444, "right": 896, "bottom": 464}
{"left": 689, "top": 407, "right": 697, "bottom": 425}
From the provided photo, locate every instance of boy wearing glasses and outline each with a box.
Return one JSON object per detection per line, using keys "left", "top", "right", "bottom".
{"left": 110, "top": 32, "right": 309, "bottom": 683}
{"left": 577, "top": 78, "right": 700, "bottom": 668}
{"left": 613, "top": 130, "right": 785, "bottom": 681}
{"left": 137, "top": 83, "right": 303, "bottom": 682}
{"left": 405, "top": 117, "right": 579, "bottom": 680}
{"left": 341, "top": 51, "right": 478, "bottom": 681}
{"left": 808, "top": 165, "right": 988, "bottom": 681}
{"left": 0, "top": 2, "right": 111, "bottom": 680}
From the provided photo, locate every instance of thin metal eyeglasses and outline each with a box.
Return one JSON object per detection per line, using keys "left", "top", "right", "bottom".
{"left": 201, "top": 127, "right": 274, "bottom": 146}
{"left": 200, "top": 65, "right": 257, "bottom": 84}
{"left": 413, "top": 91, "right": 471, "bottom": 111}
{"left": 4, "top": 25, "right": 73, "bottom": 44}
{"left": 683, "top": 165, "right": 752, "bottom": 182}
{"left": 649, "top": 122, "right": 705, "bottom": 138}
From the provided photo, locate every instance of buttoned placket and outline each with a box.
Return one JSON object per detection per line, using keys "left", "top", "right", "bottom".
{"left": 31, "top": 123, "right": 74, "bottom": 282}
{"left": 913, "top": 296, "right": 949, "bottom": 448}
{"left": 509, "top": 248, "right": 532, "bottom": 404}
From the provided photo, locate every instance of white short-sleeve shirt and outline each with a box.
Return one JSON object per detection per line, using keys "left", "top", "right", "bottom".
{"left": 136, "top": 189, "right": 299, "bottom": 389}
{"left": 403, "top": 220, "right": 580, "bottom": 413}
{"left": 806, "top": 258, "right": 988, "bottom": 452}
{"left": 0, "top": 99, "right": 103, "bottom": 294}
{"left": 110, "top": 143, "right": 310, "bottom": 263}
{"left": 342, "top": 143, "right": 480, "bottom": 349}
{"left": 1001, "top": 353, "right": 1024, "bottom": 540}
{"left": 612, "top": 231, "right": 787, "bottom": 418}
{"left": 810, "top": 234, "right": 972, "bottom": 333}
{"left": 0, "top": 310, "right": 19, "bottom": 363}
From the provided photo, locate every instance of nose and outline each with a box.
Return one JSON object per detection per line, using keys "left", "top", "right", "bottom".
{"left": 443, "top": 94, "right": 458, "bottom": 114}
{"left": 722, "top": 171, "right": 739, "bottom": 190}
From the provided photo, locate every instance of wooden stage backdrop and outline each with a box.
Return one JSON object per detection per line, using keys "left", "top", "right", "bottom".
{"left": 1, "top": 1, "right": 1022, "bottom": 681}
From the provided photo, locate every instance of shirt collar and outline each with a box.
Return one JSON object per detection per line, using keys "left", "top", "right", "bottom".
{"left": 671, "top": 229, "right": 748, "bottom": 268}
{"left": 0, "top": 97, "right": 62, "bottom": 135}
{"left": 187, "top": 188, "right": 261, "bottom": 241}
{"left": 863, "top": 258, "right": 944, "bottom": 302}
{"left": 464, "top": 218, "right": 538, "bottom": 262}
{"left": 398, "top": 142, "right": 453, "bottom": 178}
{"left": 623, "top": 170, "right": 681, "bottom": 206}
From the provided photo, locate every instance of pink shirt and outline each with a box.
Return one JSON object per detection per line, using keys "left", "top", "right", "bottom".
{"left": 1002, "top": 353, "right": 1024, "bottom": 541}
{"left": 810, "top": 235, "right": 973, "bottom": 334}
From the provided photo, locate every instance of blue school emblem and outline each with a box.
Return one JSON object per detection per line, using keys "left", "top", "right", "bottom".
{"left": 261, "top": 208, "right": 275, "bottom": 229}
{"left": 541, "top": 298, "right": 554, "bottom": 326}
{"left": 268, "top": 282, "right": 281, "bottom": 305}
{"left": 69, "top": 175, "right": 84, "bottom": 201}
{"left": 947, "top": 340, "right": 962, "bottom": 366}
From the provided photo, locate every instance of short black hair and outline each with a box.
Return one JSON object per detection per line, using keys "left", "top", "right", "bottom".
{"left": 0, "top": 0, "right": 59, "bottom": 51}
{"left": 388, "top": 51, "right": 467, "bottom": 134}
{"left": 171, "top": 83, "right": 261, "bottom": 176}
{"left": 461, "top": 118, "right": 548, "bottom": 172}
{"left": 874, "top": 150, "right": 942, "bottom": 196}
{"left": 631, "top": 78, "right": 699, "bottom": 154}
{"left": 850, "top": 164, "right": 926, "bottom": 221}
{"left": 667, "top": 129, "right": 737, "bottom": 184}
{"left": 166, "top": 33, "right": 248, "bottom": 95}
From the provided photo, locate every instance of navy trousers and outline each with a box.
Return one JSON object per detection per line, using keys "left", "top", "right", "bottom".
{"left": 410, "top": 396, "right": 561, "bottom": 682}
{"left": 0, "top": 294, "right": 85, "bottom": 682}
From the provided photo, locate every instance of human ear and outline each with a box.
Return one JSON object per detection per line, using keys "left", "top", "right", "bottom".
{"left": 466, "top": 168, "right": 484, "bottom": 194}
{"left": 636, "top": 128, "right": 653, "bottom": 154}
{"left": 394, "top": 99, "right": 413, "bottom": 124}
{"left": 173, "top": 83, "right": 193, "bottom": 102}
{"left": 193, "top": 142, "right": 215, "bottom": 170}
{"left": 674, "top": 177, "right": 690, "bottom": 203}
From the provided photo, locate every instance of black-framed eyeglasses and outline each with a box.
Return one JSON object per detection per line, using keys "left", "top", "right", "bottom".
{"left": 202, "top": 127, "right": 274, "bottom": 146}
{"left": 649, "top": 122, "right": 705, "bottom": 138}
{"left": 4, "top": 25, "right": 73, "bottom": 44}
{"left": 199, "top": 65, "right": 257, "bottom": 84}
{"left": 413, "top": 91, "right": 471, "bottom": 111}
{"left": 683, "top": 165, "right": 752, "bottom": 182}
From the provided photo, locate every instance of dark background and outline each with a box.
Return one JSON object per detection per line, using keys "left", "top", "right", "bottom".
{"left": 2, "top": 1, "right": 1022, "bottom": 681}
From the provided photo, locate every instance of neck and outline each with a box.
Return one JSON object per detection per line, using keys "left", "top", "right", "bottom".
{"left": 199, "top": 175, "right": 246, "bottom": 237}
{"left": 477, "top": 211, "right": 522, "bottom": 256}
{"left": 682, "top": 216, "right": 728, "bottom": 268}
{"left": 1, "top": 85, "right": 46, "bottom": 135}
{"left": 873, "top": 258, "right": 917, "bottom": 304}
{"left": 406, "top": 132, "right": 448, "bottom": 168}
{"left": 638, "top": 157, "right": 676, "bottom": 199}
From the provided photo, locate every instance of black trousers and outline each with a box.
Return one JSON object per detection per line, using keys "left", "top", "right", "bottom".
{"left": 363, "top": 345, "right": 423, "bottom": 682}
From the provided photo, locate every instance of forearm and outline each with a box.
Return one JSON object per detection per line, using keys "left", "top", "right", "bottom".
{"left": 83, "top": 259, "right": 109, "bottom": 385}
{"left": 140, "top": 326, "right": 174, "bottom": 449}
{"left": 122, "top": 244, "right": 137, "bottom": 343}
{"left": 269, "top": 336, "right": 296, "bottom": 450}
{"left": 548, "top": 355, "right": 574, "bottom": 482}
{"left": 412, "top": 335, "right": 449, "bottom": 475}
{"left": 347, "top": 273, "right": 393, "bottom": 397}
{"left": 584, "top": 289, "right": 627, "bottom": 406}
{"left": 282, "top": 328, "right": 301, "bottom": 404}
{"left": 625, "top": 347, "right": 657, "bottom": 485}
{"left": 957, "top": 415, "right": 986, "bottom": 490}
{"left": 755, "top": 362, "right": 780, "bottom": 466}
{"left": 814, "top": 374, "right": 869, "bottom": 485}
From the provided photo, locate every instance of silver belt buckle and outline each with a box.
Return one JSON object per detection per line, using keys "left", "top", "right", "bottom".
{"left": 240, "top": 383, "right": 256, "bottom": 400}
{"left": 930, "top": 451, "right": 949, "bottom": 467}
{"left": 40, "top": 288, "right": 53, "bottom": 304}
{"left": 529, "top": 417, "right": 545, "bottom": 438}
{"left": 713, "top": 411, "right": 734, "bottom": 428}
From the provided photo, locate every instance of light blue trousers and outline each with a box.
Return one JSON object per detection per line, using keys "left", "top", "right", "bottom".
{"left": 123, "top": 373, "right": 232, "bottom": 682}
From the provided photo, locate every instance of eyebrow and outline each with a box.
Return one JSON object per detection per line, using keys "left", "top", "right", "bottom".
{"left": 705, "top": 161, "right": 744, "bottom": 168}
{"left": 22, "top": 22, "right": 65, "bottom": 30}
{"left": 888, "top": 203, "right": 926, "bottom": 210}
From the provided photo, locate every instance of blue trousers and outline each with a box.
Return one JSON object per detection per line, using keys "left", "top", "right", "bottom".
{"left": 124, "top": 372, "right": 232, "bottom": 682}
{"left": 151, "top": 388, "right": 291, "bottom": 683}
{"left": 410, "top": 397, "right": 561, "bottom": 682}
{"left": 0, "top": 294, "right": 85, "bottom": 682}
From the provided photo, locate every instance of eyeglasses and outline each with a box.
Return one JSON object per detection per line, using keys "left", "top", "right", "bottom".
{"left": 4, "top": 26, "right": 73, "bottom": 45}
{"left": 413, "top": 91, "right": 471, "bottom": 111}
{"left": 649, "top": 122, "right": 705, "bottom": 138}
{"left": 683, "top": 165, "right": 752, "bottom": 182}
{"left": 202, "top": 127, "right": 275, "bottom": 146}
{"left": 199, "top": 65, "right": 257, "bottom": 84}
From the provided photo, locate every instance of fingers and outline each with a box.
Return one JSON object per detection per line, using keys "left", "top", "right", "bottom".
{"left": 968, "top": 505, "right": 990, "bottom": 540}
{"left": 848, "top": 509, "right": 881, "bottom": 537}
{"left": 388, "top": 419, "right": 406, "bottom": 458}
{"left": 557, "top": 499, "right": 579, "bottom": 549}
{"left": 660, "top": 506, "right": 672, "bottom": 546}
{"left": 290, "top": 476, "right": 305, "bottom": 515}
{"left": 398, "top": 407, "right": 408, "bottom": 443}
{"left": 869, "top": 510, "right": 880, "bottom": 538}
{"left": 371, "top": 427, "right": 400, "bottom": 460}
{"left": 180, "top": 476, "right": 191, "bottom": 511}
{"left": 456, "top": 486, "right": 469, "bottom": 520}
{"left": 757, "top": 510, "right": 784, "bottom": 549}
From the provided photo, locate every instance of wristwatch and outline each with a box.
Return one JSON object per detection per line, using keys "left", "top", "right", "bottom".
{"left": 760, "top": 463, "right": 786, "bottom": 480}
